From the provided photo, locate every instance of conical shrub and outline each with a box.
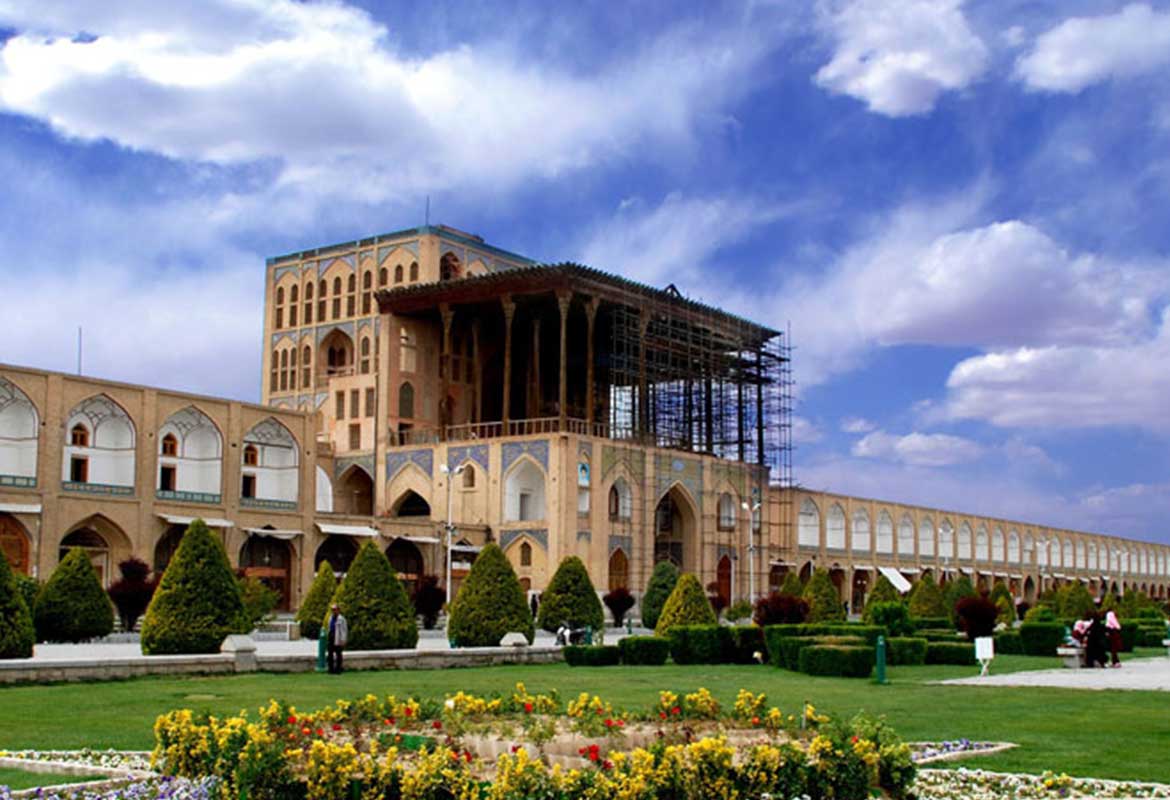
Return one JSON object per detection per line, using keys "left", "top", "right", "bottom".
{"left": 1057, "top": 582, "right": 1095, "bottom": 620}
{"left": 640, "top": 561, "right": 679, "bottom": 630}
{"left": 536, "top": 556, "right": 603, "bottom": 633}
{"left": 943, "top": 574, "right": 976, "bottom": 624}
{"left": 865, "top": 575, "right": 902, "bottom": 611}
{"left": 654, "top": 573, "right": 716, "bottom": 635}
{"left": 140, "top": 520, "right": 244, "bottom": 654}
{"left": 296, "top": 560, "right": 337, "bottom": 640}
{"left": 34, "top": 548, "right": 114, "bottom": 643}
{"left": 778, "top": 570, "right": 804, "bottom": 596}
{"left": 332, "top": 541, "right": 418, "bottom": 650}
{"left": 908, "top": 573, "right": 947, "bottom": 618}
{"left": 803, "top": 567, "right": 845, "bottom": 622}
{"left": 447, "top": 543, "right": 533, "bottom": 646}
{"left": 0, "top": 548, "right": 34, "bottom": 658}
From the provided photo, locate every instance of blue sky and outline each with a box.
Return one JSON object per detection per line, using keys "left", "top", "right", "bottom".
{"left": 1, "top": 0, "right": 1168, "bottom": 543}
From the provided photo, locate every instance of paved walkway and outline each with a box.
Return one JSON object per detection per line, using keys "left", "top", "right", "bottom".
{"left": 940, "top": 656, "right": 1170, "bottom": 691}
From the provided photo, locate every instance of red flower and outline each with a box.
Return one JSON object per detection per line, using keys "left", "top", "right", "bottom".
{"left": 751, "top": 716, "right": 760, "bottom": 727}
{"left": 463, "top": 751, "right": 473, "bottom": 763}
{"left": 617, "top": 720, "right": 625, "bottom": 728}
{"left": 384, "top": 719, "right": 393, "bottom": 726}
{"left": 523, "top": 702, "right": 534, "bottom": 714}
{"left": 316, "top": 728, "right": 324, "bottom": 737}
{"left": 588, "top": 750, "right": 599, "bottom": 762}
{"left": 405, "top": 707, "right": 414, "bottom": 717}
{"left": 332, "top": 724, "right": 342, "bottom": 731}
{"left": 602, "top": 759, "right": 613, "bottom": 771}
{"left": 671, "top": 706, "right": 681, "bottom": 716}
{"left": 604, "top": 719, "right": 614, "bottom": 728}
{"left": 450, "top": 751, "right": 459, "bottom": 761}
{"left": 578, "top": 747, "right": 587, "bottom": 756}
{"left": 511, "top": 745, "right": 520, "bottom": 753}
{"left": 432, "top": 720, "right": 443, "bottom": 730}
{"left": 851, "top": 735, "right": 859, "bottom": 743}
{"left": 301, "top": 727, "right": 311, "bottom": 736}
{"left": 596, "top": 707, "right": 604, "bottom": 715}
{"left": 287, "top": 716, "right": 297, "bottom": 724}
{"left": 659, "top": 712, "right": 667, "bottom": 720}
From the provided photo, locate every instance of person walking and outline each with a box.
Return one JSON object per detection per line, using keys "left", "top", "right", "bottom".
{"left": 327, "top": 603, "right": 348, "bottom": 675}
{"left": 530, "top": 592, "right": 539, "bottom": 619}
{"left": 1106, "top": 609, "right": 1123, "bottom": 667}
{"left": 1084, "top": 611, "right": 1108, "bottom": 668}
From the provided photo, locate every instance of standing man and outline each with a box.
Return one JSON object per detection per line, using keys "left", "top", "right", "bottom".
{"left": 327, "top": 603, "right": 348, "bottom": 675}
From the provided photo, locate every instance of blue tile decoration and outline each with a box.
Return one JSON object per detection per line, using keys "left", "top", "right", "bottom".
{"left": 447, "top": 444, "right": 489, "bottom": 473}
{"left": 609, "top": 534, "right": 632, "bottom": 557}
{"left": 241, "top": 497, "right": 297, "bottom": 511}
{"left": 316, "top": 322, "right": 355, "bottom": 344}
{"left": 270, "top": 333, "right": 297, "bottom": 347}
{"left": 717, "top": 544, "right": 736, "bottom": 561}
{"left": 156, "top": 489, "right": 221, "bottom": 504}
{"left": 62, "top": 481, "right": 133, "bottom": 497}
{"left": 274, "top": 265, "right": 299, "bottom": 282}
{"left": 502, "top": 439, "right": 549, "bottom": 473}
{"left": 335, "top": 454, "right": 375, "bottom": 481}
{"left": 601, "top": 445, "right": 646, "bottom": 482}
{"left": 0, "top": 474, "right": 36, "bottom": 488}
{"left": 577, "top": 530, "right": 591, "bottom": 544}
{"left": 500, "top": 528, "right": 547, "bottom": 552}
{"left": 378, "top": 240, "right": 419, "bottom": 264}
{"left": 315, "top": 393, "right": 328, "bottom": 409}
{"left": 386, "top": 448, "right": 434, "bottom": 481}
{"left": 655, "top": 453, "right": 703, "bottom": 514}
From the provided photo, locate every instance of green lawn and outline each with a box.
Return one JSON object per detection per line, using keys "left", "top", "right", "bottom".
{"left": 0, "top": 651, "right": 1167, "bottom": 783}
{"left": 0, "top": 766, "right": 105, "bottom": 791}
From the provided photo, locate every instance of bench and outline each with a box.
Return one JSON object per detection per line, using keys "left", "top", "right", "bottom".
{"left": 1056, "top": 646, "right": 1082, "bottom": 669}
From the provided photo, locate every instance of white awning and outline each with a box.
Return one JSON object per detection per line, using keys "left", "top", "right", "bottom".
{"left": 396, "top": 535, "right": 440, "bottom": 545}
{"left": 769, "top": 559, "right": 793, "bottom": 566}
{"left": 0, "top": 503, "right": 41, "bottom": 514}
{"left": 877, "top": 566, "right": 912, "bottom": 594}
{"left": 960, "top": 567, "right": 975, "bottom": 575}
{"left": 900, "top": 567, "right": 921, "bottom": 574}
{"left": 852, "top": 564, "right": 874, "bottom": 570}
{"left": 243, "top": 527, "right": 303, "bottom": 540}
{"left": 451, "top": 544, "right": 482, "bottom": 553}
{"left": 317, "top": 522, "right": 380, "bottom": 537}
{"left": 993, "top": 571, "right": 1008, "bottom": 577}
{"left": 158, "top": 514, "right": 234, "bottom": 529}
{"left": 1010, "top": 574, "right": 1023, "bottom": 580}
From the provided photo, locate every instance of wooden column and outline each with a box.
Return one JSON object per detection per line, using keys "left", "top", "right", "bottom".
{"left": 557, "top": 290, "right": 571, "bottom": 429}
{"left": 440, "top": 303, "right": 453, "bottom": 431}
{"left": 755, "top": 348, "right": 765, "bottom": 466}
{"left": 472, "top": 320, "right": 482, "bottom": 424}
{"left": 502, "top": 296, "right": 515, "bottom": 426}
{"left": 530, "top": 319, "right": 541, "bottom": 418}
{"left": 638, "top": 310, "right": 650, "bottom": 438}
{"left": 585, "top": 297, "right": 600, "bottom": 426}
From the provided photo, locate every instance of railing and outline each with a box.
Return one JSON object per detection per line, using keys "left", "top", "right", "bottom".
{"left": 241, "top": 497, "right": 298, "bottom": 511}
{"left": 388, "top": 417, "right": 617, "bottom": 447}
{"left": 62, "top": 481, "right": 134, "bottom": 497}
{"left": 0, "top": 474, "right": 35, "bottom": 489}
{"left": 156, "top": 489, "right": 222, "bottom": 505}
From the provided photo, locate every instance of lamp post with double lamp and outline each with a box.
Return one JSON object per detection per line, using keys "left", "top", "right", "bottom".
{"left": 742, "top": 501, "right": 762, "bottom": 604}
{"left": 439, "top": 463, "right": 466, "bottom": 607}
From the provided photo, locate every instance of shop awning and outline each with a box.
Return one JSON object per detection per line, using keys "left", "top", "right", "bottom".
{"left": 877, "top": 566, "right": 912, "bottom": 594}
{"left": 243, "top": 527, "right": 303, "bottom": 540}
{"left": 451, "top": 544, "right": 482, "bottom": 553}
{"left": 852, "top": 564, "right": 874, "bottom": 571}
{"left": 396, "top": 535, "right": 441, "bottom": 545}
{"left": 0, "top": 503, "right": 41, "bottom": 514}
{"left": 317, "top": 522, "right": 380, "bottom": 537}
{"left": 899, "top": 567, "right": 921, "bottom": 574}
{"left": 769, "top": 559, "right": 793, "bottom": 566}
{"left": 158, "top": 514, "right": 234, "bottom": 529}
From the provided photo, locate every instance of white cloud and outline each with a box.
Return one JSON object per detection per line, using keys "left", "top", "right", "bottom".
{"left": 0, "top": 0, "right": 775, "bottom": 198}
{"left": 813, "top": 0, "right": 987, "bottom": 116}
{"left": 852, "top": 429, "right": 984, "bottom": 467}
{"left": 840, "top": 416, "right": 875, "bottom": 434}
{"left": 1017, "top": 4, "right": 1170, "bottom": 93}
{"left": 792, "top": 416, "right": 824, "bottom": 444}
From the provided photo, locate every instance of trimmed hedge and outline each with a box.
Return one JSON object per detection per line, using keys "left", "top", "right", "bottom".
{"left": 655, "top": 573, "right": 717, "bottom": 635}
{"left": 799, "top": 645, "right": 874, "bottom": 678}
{"left": 1138, "top": 626, "right": 1167, "bottom": 648}
{"left": 865, "top": 602, "right": 914, "bottom": 636}
{"left": 35, "top": 548, "right": 115, "bottom": 644}
{"left": 0, "top": 547, "right": 34, "bottom": 659}
{"left": 764, "top": 623, "right": 887, "bottom": 667}
{"left": 917, "top": 629, "right": 962, "bottom": 642}
{"left": 668, "top": 624, "right": 729, "bottom": 665}
{"left": 332, "top": 541, "right": 418, "bottom": 651}
{"left": 564, "top": 644, "right": 620, "bottom": 667}
{"left": 141, "top": 520, "right": 243, "bottom": 655}
{"left": 994, "top": 630, "right": 1024, "bottom": 655}
{"left": 885, "top": 637, "right": 927, "bottom": 666}
{"left": 448, "top": 543, "right": 533, "bottom": 647}
{"left": 1119, "top": 621, "right": 1139, "bottom": 652}
{"left": 618, "top": 635, "right": 671, "bottom": 666}
{"left": 778, "top": 635, "right": 865, "bottom": 671}
{"left": 536, "top": 556, "right": 604, "bottom": 634}
{"left": 726, "top": 625, "right": 765, "bottom": 664}
{"left": 1019, "top": 622, "right": 1065, "bottom": 656}
{"left": 296, "top": 561, "right": 337, "bottom": 640}
{"left": 911, "top": 617, "right": 952, "bottom": 631}
{"left": 640, "top": 561, "right": 679, "bottom": 630}
{"left": 925, "top": 641, "right": 976, "bottom": 665}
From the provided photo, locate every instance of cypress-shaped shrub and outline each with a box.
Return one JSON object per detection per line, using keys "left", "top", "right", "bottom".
{"left": 654, "top": 573, "right": 717, "bottom": 635}
{"left": 908, "top": 573, "right": 947, "bottom": 619}
{"left": 640, "top": 561, "right": 679, "bottom": 630}
{"left": 865, "top": 575, "right": 902, "bottom": 610}
{"left": 14, "top": 573, "right": 39, "bottom": 616}
{"left": 803, "top": 568, "right": 845, "bottom": 622}
{"left": 943, "top": 575, "right": 976, "bottom": 624}
{"left": 799, "top": 644, "right": 874, "bottom": 678}
{"left": 296, "top": 561, "right": 337, "bottom": 640}
{"left": 536, "top": 556, "right": 603, "bottom": 633}
{"left": 618, "top": 635, "right": 671, "bottom": 665}
{"left": 447, "top": 543, "right": 533, "bottom": 646}
{"left": 1057, "top": 582, "right": 1095, "bottom": 620}
{"left": 0, "top": 548, "right": 35, "bottom": 659}
{"left": 141, "top": 520, "right": 244, "bottom": 654}
{"left": 34, "top": 548, "right": 114, "bottom": 643}
{"left": 778, "top": 571, "right": 804, "bottom": 596}
{"left": 332, "top": 541, "right": 418, "bottom": 650}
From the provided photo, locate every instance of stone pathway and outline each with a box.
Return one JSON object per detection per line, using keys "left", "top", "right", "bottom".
{"left": 940, "top": 656, "right": 1170, "bottom": 691}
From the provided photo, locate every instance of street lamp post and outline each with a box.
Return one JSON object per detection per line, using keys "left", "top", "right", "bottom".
{"left": 439, "top": 463, "right": 466, "bottom": 607}
{"left": 742, "top": 501, "right": 762, "bottom": 604}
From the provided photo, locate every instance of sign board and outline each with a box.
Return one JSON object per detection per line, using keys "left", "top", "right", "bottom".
{"left": 975, "top": 636, "right": 995, "bottom": 676}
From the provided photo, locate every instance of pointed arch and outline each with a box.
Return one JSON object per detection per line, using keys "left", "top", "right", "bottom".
{"left": 608, "top": 547, "right": 629, "bottom": 591}
{"left": 798, "top": 497, "right": 820, "bottom": 548}
{"left": 827, "top": 503, "right": 846, "bottom": 550}
{"left": 504, "top": 456, "right": 546, "bottom": 522}
{"left": 63, "top": 394, "right": 136, "bottom": 488}
{"left": 717, "top": 491, "right": 737, "bottom": 531}
{"left": 315, "top": 535, "right": 358, "bottom": 575}
{"left": 939, "top": 519, "right": 954, "bottom": 559}
{"left": 241, "top": 418, "right": 299, "bottom": 505}
{"left": 851, "top": 508, "right": 871, "bottom": 553}
{"left": 158, "top": 405, "right": 223, "bottom": 498}
{"left": 991, "top": 527, "right": 1005, "bottom": 562}
{"left": 1008, "top": 530, "right": 1021, "bottom": 563}
{"left": 60, "top": 513, "right": 132, "bottom": 587}
{"left": 897, "top": 513, "right": 914, "bottom": 558}
{"left": 319, "top": 329, "right": 355, "bottom": 376}
{"left": 0, "top": 513, "right": 31, "bottom": 575}
{"left": 876, "top": 510, "right": 894, "bottom": 553}
{"left": 0, "top": 376, "right": 39, "bottom": 483}
{"left": 390, "top": 488, "right": 432, "bottom": 518}
{"left": 918, "top": 516, "right": 935, "bottom": 558}
{"left": 335, "top": 464, "right": 374, "bottom": 515}
{"left": 654, "top": 482, "right": 698, "bottom": 571}
{"left": 386, "top": 538, "right": 424, "bottom": 593}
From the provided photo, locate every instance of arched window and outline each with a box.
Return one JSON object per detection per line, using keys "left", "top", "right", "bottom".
{"left": 992, "top": 528, "right": 1005, "bottom": 562}
{"left": 394, "top": 264, "right": 403, "bottom": 283}
{"left": 289, "top": 285, "right": 299, "bottom": 327}
{"left": 1008, "top": 531, "right": 1021, "bottom": 563}
{"left": 852, "top": 510, "right": 870, "bottom": 552}
{"left": 243, "top": 444, "right": 258, "bottom": 466}
{"left": 798, "top": 498, "right": 819, "bottom": 547}
{"left": 898, "top": 514, "right": 914, "bottom": 557}
{"left": 160, "top": 433, "right": 178, "bottom": 457}
{"left": 876, "top": 511, "right": 894, "bottom": 553}
{"left": 379, "top": 267, "right": 388, "bottom": 287}
{"left": 520, "top": 541, "right": 532, "bottom": 567}
{"left": 505, "top": 459, "right": 545, "bottom": 522}
{"left": 362, "top": 271, "right": 372, "bottom": 314}
{"left": 608, "top": 479, "right": 632, "bottom": 521}
{"left": 717, "top": 493, "right": 735, "bottom": 531}
{"left": 958, "top": 523, "right": 972, "bottom": 559}
{"left": 279, "top": 349, "right": 288, "bottom": 391}
{"left": 608, "top": 548, "right": 629, "bottom": 592}
{"left": 347, "top": 274, "right": 356, "bottom": 316}
{"left": 398, "top": 382, "right": 414, "bottom": 419}
{"left": 275, "top": 287, "right": 284, "bottom": 328}
{"left": 71, "top": 424, "right": 89, "bottom": 447}
{"left": 289, "top": 347, "right": 297, "bottom": 389}
{"left": 304, "top": 283, "right": 313, "bottom": 324}
{"left": 360, "top": 337, "right": 371, "bottom": 374}
{"left": 318, "top": 279, "right": 327, "bottom": 320}
{"left": 918, "top": 517, "right": 934, "bottom": 557}
{"left": 409, "top": 261, "right": 418, "bottom": 281}
{"left": 826, "top": 504, "right": 846, "bottom": 549}
{"left": 302, "top": 345, "right": 312, "bottom": 388}
{"left": 462, "top": 465, "right": 476, "bottom": 488}
{"left": 332, "top": 277, "right": 342, "bottom": 318}
{"left": 440, "top": 252, "right": 461, "bottom": 281}
{"left": 939, "top": 520, "right": 954, "bottom": 558}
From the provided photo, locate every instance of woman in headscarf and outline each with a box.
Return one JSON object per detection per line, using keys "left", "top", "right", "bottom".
{"left": 1105, "top": 609, "right": 1123, "bottom": 667}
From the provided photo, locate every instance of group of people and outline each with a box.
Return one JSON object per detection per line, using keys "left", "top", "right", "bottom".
{"left": 1070, "top": 609, "right": 1123, "bottom": 668}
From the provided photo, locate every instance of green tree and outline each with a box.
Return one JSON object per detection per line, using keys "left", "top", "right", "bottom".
{"left": 447, "top": 543, "right": 533, "bottom": 646}
{"left": 994, "top": 594, "right": 1015, "bottom": 626}
{"left": 864, "top": 575, "right": 903, "bottom": 615}
{"left": 0, "top": 548, "right": 35, "bottom": 659}
{"left": 331, "top": 541, "right": 418, "bottom": 650}
{"left": 640, "top": 561, "right": 679, "bottom": 630}
{"left": 778, "top": 570, "right": 804, "bottom": 596}
{"left": 140, "top": 520, "right": 245, "bottom": 655}
{"left": 536, "top": 556, "right": 603, "bottom": 633}
{"left": 1057, "top": 582, "right": 1095, "bottom": 620}
{"left": 1121, "top": 590, "right": 1154, "bottom": 619}
{"left": 296, "top": 561, "right": 337, "bottom": 640}
{"left": 908, "top": 573, "right": 948, "bottom": 619}
{"left": 654, "top": 573, "right": 717, "bottom": 635}
{"left": 943, "top": 574, "right": 976, "bottom": 625}
{"left": 1100, "top": 592, "right": 1121, "bottom": 616}
{"left": 34, "top": 548, "right": 114, "bottom": 643}
{"left": 802, "top": 567, "right": 846, "bottom": 622}
{"left": 238, "top": 577, "right": 279, "bottom": 632}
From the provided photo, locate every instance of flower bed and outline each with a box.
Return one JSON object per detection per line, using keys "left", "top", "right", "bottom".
{"left": 151, "top": 685, "right": 918, "bottom": 799}
{"left": 0, "top": 776, "right": 218, "bottom": 799}
{"left": 910, "top": 740, "right": 1016, "bottom": 764}
{"left": 914, "top": 768, "right": 1170, "bottom": 798}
